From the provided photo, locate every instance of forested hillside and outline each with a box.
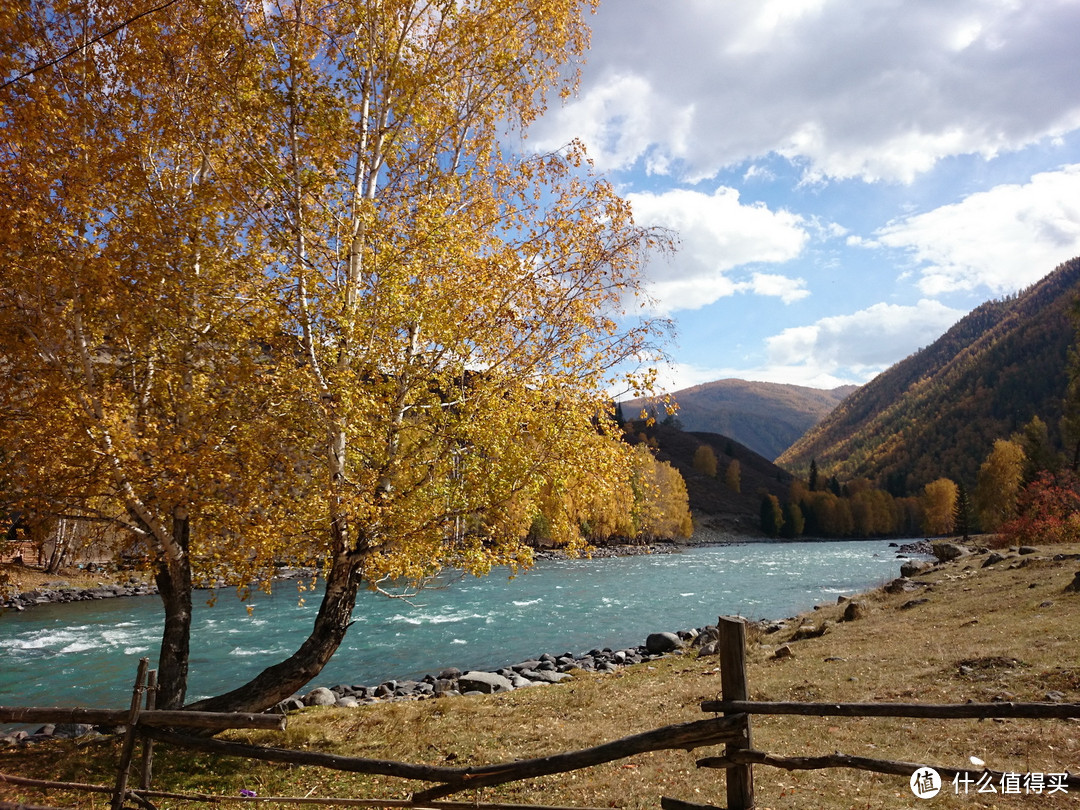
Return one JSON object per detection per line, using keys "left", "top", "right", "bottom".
{"left": 779, "top": 257, "right": 1080, "bottom": 494}
{"left": 625, "top": 380, "right": 857, "bottom": 461}
{"left": 626, "top": 421, "right": 796, "bottom": 536}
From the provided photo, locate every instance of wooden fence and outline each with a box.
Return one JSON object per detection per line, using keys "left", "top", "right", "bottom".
{"left": 4, "top": 619, "right": 1080, "bottom": 810}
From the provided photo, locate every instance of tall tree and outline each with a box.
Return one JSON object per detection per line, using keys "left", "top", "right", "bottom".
{"left": 760, "top": 494, "right": 784, "bottom": 538}
{"left": 953, "top": 482, "right": 972, "bottom": 542}
{"left": 921, "top": 478, "right": 958, "bottom": 536}
{"left": 0, "top": 0, "right": 307, "bottom": 709}
{"left": 693, "top": 444, "right": 718, "bottom": 477}
{"left": 724, "top": 459, "right": 741, "bottom": 493}
{"left": 2, "top": 0, "right": 667, "bottom": 713}
{"left": 974, "top": 439, "right": 1026, "bottom": 531}
{"left": 190, "top": 0, "right": 665, "bottom": 715}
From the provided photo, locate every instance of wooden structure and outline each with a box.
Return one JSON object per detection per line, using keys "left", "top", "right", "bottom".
{"left": 4, "top": 621, "right": 1080, "bottom": 809}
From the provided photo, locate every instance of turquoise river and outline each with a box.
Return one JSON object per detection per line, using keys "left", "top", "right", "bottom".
{"left": 0, "top": 539, "right": 916, "bottom": 710}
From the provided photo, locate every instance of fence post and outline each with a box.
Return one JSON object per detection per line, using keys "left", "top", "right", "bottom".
{"left": 140, "top": 669, "right": 157, "bottom": 791}
{"left": 111, "top": 658, "right": 149, "bottom": 810}
{"left": 718, "top": 616, "right": 754, "bottom": 810}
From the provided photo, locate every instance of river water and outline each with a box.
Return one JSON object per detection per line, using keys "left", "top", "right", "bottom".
{"left": 0, "top": 539, "right": 911, "bottom": 710}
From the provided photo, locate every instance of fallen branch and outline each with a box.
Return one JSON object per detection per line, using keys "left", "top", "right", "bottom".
{"left": 700, "top": 699, "right": 1080, "bottom": 720}
{"left": 698, "top": 748, "right": 1080, "bottom": 789}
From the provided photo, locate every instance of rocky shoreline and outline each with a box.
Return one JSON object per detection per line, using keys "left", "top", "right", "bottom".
{"left": 277, "top": 625, "right": 717, "bottom": 714}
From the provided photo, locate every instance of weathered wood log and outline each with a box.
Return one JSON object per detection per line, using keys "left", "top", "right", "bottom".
{"left": 1, "top": 771, "right": 114, "bottom": 795}
{"left": 698, "top": 748, "right": 1080, "bottom": 789}
{"left": 0, "top": 706, "right": 286, "bottom": 730}
{"left": 414, "top": 715, "right": 747, "bottom": 801}
{"left": 701, "top": 699, "right": 1080, "bottom": 719}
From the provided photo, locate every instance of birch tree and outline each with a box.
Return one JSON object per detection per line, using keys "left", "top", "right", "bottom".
{"left": 3, "top": 0, "right": 667, "bottom": 714}
{"left": 1, "top": 0, "right": 312, "bottom": 709}
{"left": 189, "top": 0, "right": 667, "bottom": 713}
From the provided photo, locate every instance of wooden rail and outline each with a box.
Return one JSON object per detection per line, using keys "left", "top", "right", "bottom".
{"left": 0, "top": 706, "right": 286, "bottom": 730}
{"left": 700, "top": 698, "right": 1080, "bottom": 719}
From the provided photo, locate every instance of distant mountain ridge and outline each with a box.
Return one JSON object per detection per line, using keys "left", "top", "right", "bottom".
{"left": 778, "top": 257, "right": 1080, "bottom": 494}
{"left": 627, "top": 379, "right": 857, "bottom": 461}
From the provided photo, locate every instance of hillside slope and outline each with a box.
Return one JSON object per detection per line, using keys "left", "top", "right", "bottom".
{"left": 627, "top": 421, "right": 795, "bottom": 536}
{"left": 626, "top": 380, "right": 857, "bottom": 461}
{"left": 778, "top": 257, "right": 1080, "bottom": 493}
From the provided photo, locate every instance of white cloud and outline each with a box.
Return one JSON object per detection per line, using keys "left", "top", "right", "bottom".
{"left": 764, "top": 299, "right": 966, "bottom": 380}
{"left": 875, "top": 164, "right": 1080, "bottom": 294}
{"left": 628, "top": 298, "right": 966, "bottom": 393}
{"left": 534, "top": 0, "right": 1080, "bottom": 183}
{"left": 627, "top": 186, "right": 810, "bottom": 312}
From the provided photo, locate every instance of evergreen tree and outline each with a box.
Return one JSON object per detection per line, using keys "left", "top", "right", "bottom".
{"left": 781, "top": 501, "right": 805, "bottom": 538}
{"left": 954, "top": 482, "right": 972, "bottom": 541}
{"left": 808, "top": 458, "right": 819, "bottom": 492}
{"left": 1020, "top": 416, "right": 1059, "bottom": 483}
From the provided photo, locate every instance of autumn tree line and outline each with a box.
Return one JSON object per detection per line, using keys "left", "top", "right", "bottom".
{"left": 761, "top": 379, "right": 1080, "bottom": 545}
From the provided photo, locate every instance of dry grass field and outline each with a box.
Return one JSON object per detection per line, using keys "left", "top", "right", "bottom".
{"left": 3, "top": 543, "right": 1079, "bottom": 809}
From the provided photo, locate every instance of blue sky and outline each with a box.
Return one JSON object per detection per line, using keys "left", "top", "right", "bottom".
{"left": 528, "top": 0, "right": 1080, "bottom": 393}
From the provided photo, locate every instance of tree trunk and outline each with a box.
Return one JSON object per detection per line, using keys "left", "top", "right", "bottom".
{"left": 154, "top": 514, "right": 193, "bottom": 711}
{"left": 185, "top": 551, "right": 362, "bottom": 714}
{"left": 44, "top": 518, "right": 70, "bottom": 574}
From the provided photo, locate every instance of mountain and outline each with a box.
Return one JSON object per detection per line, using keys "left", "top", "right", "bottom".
{"left": 625, "top": 380, "right": 857, "bottom": 461}
{"left": 627, "top": 420, "right": 796, "bottom": 537}
{"left": 778, "top": 257, "right": 1080, "bottom": 494}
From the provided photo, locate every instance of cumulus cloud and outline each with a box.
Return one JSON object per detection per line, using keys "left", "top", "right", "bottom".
{"left": 534, "top": 0, "right": 1080, "bottom": 183}
{"left": 873, "top": 165, "right": 1080, "bottom": 294}
{"left": 764, "top": 299, "right": 966, "bottom": 380}
{"left": 627, "top": 186, "right": 811, "bottom": 311}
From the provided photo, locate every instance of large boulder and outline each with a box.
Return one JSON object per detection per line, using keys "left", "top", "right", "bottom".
{"left": 932, "top": 542, "right": 971, "bottom": 562}
{"left": 900, "top": 560, "right": 933, "bottom": 578}
{"left": 303, "top": 687, "right": 337, "bottom": 706}
{"left": 645, "top": 632, "right": 682, "bottom": 654}
{"left": 458, "top": 671, "right": 513, "bottom": 694}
